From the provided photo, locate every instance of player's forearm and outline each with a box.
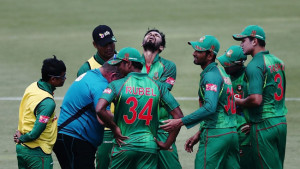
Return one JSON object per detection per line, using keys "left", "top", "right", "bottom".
{"left": 164, "top": 127, "right": 181, "bottom": 148}
{"left": 236, "top": 94, "right": 262, "bottom": 107}
{"left": 19, "top": 123, "right": 47, "bottom": 142}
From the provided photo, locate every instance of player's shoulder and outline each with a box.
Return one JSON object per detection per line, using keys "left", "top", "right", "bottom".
{"left": 159, "top": 57, "right": 176, "bottom": 67}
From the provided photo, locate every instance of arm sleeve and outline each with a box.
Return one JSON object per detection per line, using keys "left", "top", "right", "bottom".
{"left": 246, "top": 62, "right": 264, "bottom": 95}
{"left": 77, "top": 62, "right": 90, "bottom": 77}
{"left": 99, "top": 83, "right": 118, "bottom": 106}
{"left": 160, "top": 85, "right": 180, "bottom": 112}
{"left": 19, "top": 98, "right": 56, "bottom": 142}
{"left": 160, "top": 61, "right": 176, "bottom": 91}
{"left": 181, "top": 72, "right": 223, "bottom": 129}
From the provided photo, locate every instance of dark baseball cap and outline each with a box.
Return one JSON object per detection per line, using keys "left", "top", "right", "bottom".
{"left": 92, "top": 25, "right": 117, "bottom": 46}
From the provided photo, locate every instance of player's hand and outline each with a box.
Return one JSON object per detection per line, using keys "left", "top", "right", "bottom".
{"left": 241, "top": 123, "right": 251, "bottom": 135}
{"left": 160, "top": 119, "right": 183, "bottom": 132}
{"left": 154, "top": 137, "right": 170, "bottom": 150}
{"left": 13, "top": 130, "right": 21, "bottom": 143}
{"left": 184, "top": 131, "right": 201, "bottom": 153}
{"left": 112, "top": 127, "right": 129, "bottom": 147}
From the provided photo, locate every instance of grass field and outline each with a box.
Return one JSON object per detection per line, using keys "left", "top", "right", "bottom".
{"left": 1, "top": 0, "right": 299, "bottom": 168}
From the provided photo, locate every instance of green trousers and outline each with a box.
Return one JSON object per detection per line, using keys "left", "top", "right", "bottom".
{"left": 250, "top": 116, "right": 287, "bottom": 169}
{"left": 195, "top": 128, "right": 240, "bottom": 169}
{"left": 16, "top": 144, "right": 53, "bottom": 169}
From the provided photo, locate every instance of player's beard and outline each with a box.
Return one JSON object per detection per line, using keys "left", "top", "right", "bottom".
{"left": 142, "top": 41, "right": 160, "bottom": 53}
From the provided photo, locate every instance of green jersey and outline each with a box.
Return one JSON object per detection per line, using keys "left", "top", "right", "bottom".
{"left": 230, "top": 69, "right": 250, "bottom": 146}
{"left": 246, "top": 51, "right": 287, "bottom": 122}
{"left": 182, "top": 62, "right": 237, "bottom": 129}
{"left": 100, "top": 72, "right": 179, "bottom": 154}
{"left": 141, "top": 54, "right": 176, "bottom": 124}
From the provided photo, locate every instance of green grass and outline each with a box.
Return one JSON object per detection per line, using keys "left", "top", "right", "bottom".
{"left": 1, "top": 0, "right": 300, "bottom": 168}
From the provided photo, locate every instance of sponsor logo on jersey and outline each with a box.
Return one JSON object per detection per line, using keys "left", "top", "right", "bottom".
{"left": 237, "top": 84, "right": 242, "bottom": 92}
{"left": 206, "top": 84, "right": 217, "bottom": 92}
{"left": 166, "top": 77, "right": 175, "bottom": 86}
{"left": 39, "top": 115, "right": 50, "bottom": 123}
{"left": 234, "top": 94, "right": 242, "bottom": 99}
{"left": 153, "top": 72, "right": 159, "bottom": 80}
{"left": 103, "top": 88, "right": 112, "bottom": 94}
{"left": 223, "top": 77, "right": 232, "bottom": 85}
{"left": 53, "top": 115, "right": 57, "bottom": 122}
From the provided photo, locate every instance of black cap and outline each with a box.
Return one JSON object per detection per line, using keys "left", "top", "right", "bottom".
{"left": 92, "top": 25, "right": 117, "bottom": 46}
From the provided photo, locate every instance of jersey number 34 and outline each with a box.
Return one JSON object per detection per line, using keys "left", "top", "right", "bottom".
{"left": 124, "top": 97, "right": 153, "bottom": 125}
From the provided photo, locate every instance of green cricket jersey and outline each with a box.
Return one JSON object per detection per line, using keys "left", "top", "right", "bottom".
{"left": 182, "top": 62, "right": 237, "bottom": 129}
{"left": 100, "top": 72, "right": 179, "bottom": 154}
{"left": 141, "top": 54, "right": 176, "bottom": 124}
{"left": 230, "top": 69, "right": 250, "bottom": 146}
{"left": 246, "top": 51, "right": 287, "bottom": 123}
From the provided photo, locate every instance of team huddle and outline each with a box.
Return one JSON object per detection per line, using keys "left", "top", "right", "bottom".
{"left": 14, "top": 24, "right": 287, "bottom": 169}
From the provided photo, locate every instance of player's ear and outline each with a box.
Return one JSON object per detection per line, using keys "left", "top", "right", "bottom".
{"left": 159, "top": 45, "right": 164, "bottom": 52}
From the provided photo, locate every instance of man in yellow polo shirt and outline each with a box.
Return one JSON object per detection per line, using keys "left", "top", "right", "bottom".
{"left": 14, "top": 56, "right": 66, "bottom": 169}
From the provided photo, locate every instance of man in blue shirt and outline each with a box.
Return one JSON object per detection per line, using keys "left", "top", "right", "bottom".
{"left": 53, "top": 62, "right": 122, "bottom": 169}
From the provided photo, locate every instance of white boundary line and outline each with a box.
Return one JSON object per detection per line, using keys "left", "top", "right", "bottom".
{"left": 1, "top": 97, "right": 300, "bottom": 101}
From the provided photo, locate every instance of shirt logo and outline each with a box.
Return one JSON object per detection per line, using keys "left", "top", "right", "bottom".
{"left": 103, "top": 88, "right": 112, "bottom": 94}
{"left": 206, "top": 84, "right": 217, "bottom": 92}
{"left": 153, "top": 72, "right": 159, "bottom": 80}
{"left": 39, "top": 115, "right": 50, "bottom": 123}
{"left": 166, "top": 77, "right": 175, "bottom": 85}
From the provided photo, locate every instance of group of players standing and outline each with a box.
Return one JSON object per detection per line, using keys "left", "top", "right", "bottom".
{"left": 14, "top": 24, "right": 287, "bottom": 169}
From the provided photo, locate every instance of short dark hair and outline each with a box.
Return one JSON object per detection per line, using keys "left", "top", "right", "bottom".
{"left": 41, "top": 55, "right": 66, "bottom": 81}
{"left": 248, "top": 37, "right": 266, "bottom": 47}
{"left": 131, "top": 61, "right": 143, "bottom": 70}
{"left": 102, "top": 61, "right": 122, "bottom": 79}
{"left": 144, "top": 28, "right": 166, "bottom": 51}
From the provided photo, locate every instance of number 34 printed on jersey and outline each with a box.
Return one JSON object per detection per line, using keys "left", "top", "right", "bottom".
{"left": 124, "top": 97, "right": 153, "bottom": 125}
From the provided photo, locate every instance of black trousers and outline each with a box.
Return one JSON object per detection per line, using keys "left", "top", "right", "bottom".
{"left": 53, "top": 133, "right": 97, "bottom": 169}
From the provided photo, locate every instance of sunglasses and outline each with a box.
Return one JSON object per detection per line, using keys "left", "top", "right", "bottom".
{"left": 48, "top": 73, "right": 66, "bottom": 80}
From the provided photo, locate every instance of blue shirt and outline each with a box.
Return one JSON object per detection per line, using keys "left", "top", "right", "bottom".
{"left": 58, "top": 69, "right": 108, "bottom": 148}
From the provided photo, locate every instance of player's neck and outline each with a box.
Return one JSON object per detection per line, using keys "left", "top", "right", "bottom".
{"left": 252, "top": 46, "right": 265, "bottom": 57}
{"left": 143, "top": 50, "right": 158, "bottom": 66}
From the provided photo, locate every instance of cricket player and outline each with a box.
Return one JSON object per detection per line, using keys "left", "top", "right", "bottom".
{"left": 76, "top": 24, "right": 117, "bottom": 169}
{"left": 14, "top": 56, "right": 66, "bottom": 169}
{"left": 141, "top": 29, "right": 181, "bottom": 169}
{"left": 95, "top": 47, "right": 184, "bottom": 169}
{"left": 217, "top": 45, "right": 252, "bottom": 169}
{"left": 233, "top": 25, "right": 287, "bottom": 169}
{"left": 161, "top": 35, "right": 240, "bottom": 169}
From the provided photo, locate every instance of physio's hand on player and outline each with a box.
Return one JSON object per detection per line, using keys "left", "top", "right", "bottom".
{"left": 184, "top": 132, "right": 200, "bottom": 153}
{"left": 241, "top": 123, "right": 251, "bottom": 135}
{"left": 13, "top": 130, "right": 22, "bottom": 143}
{"left": 154, "top": 137, "right": 169, "bottom": 150}
{"left": 160, "top": 119, "right": 183, "bottom": 132}
{"left": 112, "top": 127, "right": 129, "bottom": 147}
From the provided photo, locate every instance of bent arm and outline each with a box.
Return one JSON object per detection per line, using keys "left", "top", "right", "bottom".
{"left": 235, "top": 94, "right": 262, "bottom": 107}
